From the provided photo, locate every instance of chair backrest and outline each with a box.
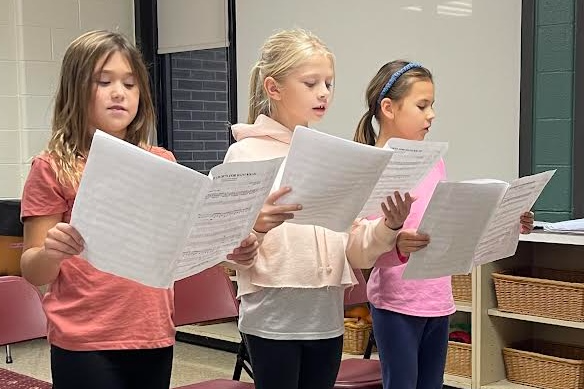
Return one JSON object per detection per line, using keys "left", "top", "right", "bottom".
{"left": 173, "top": 266, "right": 239, "bottom": 327}
{"left": 0, "top": 276, "right": 46, "bottom": 346}
{"left": 344, "top": 269, "right": 369, "bottom": 307}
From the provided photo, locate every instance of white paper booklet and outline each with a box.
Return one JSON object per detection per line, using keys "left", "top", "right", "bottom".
{"left": 402, "top": 170, "right": 555, "bottom": 279}
{"left": 277, "top": 126, "right": 394, "bottom": 232}
{"left": 70, "top": 130, "right": 283, "bottom": 288}
{"left": 359, "top": 138, "right": 448, "bottom": 217}
{"left": 276, "top": 127, "right": 448, "bottom": 232}
{"left": 543, "top": 218, "right": 584, "bottom": 234}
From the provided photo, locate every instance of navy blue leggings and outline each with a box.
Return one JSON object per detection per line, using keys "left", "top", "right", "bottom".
{"left": 371, "top": 306, "right": 449, "bottom": 389}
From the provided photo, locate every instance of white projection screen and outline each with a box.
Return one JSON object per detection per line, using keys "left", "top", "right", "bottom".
{"left": 236, "top": 0, "right": 521, "bottom": 182}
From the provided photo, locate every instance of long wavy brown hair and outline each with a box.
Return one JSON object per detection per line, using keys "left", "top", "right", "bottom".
{"left": 47, "top": 30, "right": 156, "bottom": 187}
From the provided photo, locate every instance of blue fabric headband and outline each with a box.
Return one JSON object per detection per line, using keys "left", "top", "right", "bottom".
{"left": 376, "top": 62, "right": 423, "bottom": 106}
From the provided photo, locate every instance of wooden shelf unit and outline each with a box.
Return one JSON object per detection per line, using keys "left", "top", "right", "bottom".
{"left": 472, "top": 231, "right": 584, "bottom": 388}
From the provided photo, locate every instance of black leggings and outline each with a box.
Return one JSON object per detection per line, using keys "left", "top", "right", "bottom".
{"left": 244, "top": 334, "right": 343, "bottom": 389}
{"left": 51, "top": 345, "right": 173, "bottom": 389}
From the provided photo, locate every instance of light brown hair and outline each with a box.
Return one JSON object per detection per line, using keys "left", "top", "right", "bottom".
{"left": 354, "top": 60, "right": 433, "bottom": 146}
{"left": 47, "top": 30, "right": 156, "bottom": 187}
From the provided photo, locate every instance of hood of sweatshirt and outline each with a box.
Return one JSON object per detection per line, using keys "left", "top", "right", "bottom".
{"left": 231, "top": 114, "right": 293, "bottom": 144}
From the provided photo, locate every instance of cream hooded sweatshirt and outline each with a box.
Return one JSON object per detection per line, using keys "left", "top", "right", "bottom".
{"left": 225, "top": 115, "right": 399, "bottom": 297}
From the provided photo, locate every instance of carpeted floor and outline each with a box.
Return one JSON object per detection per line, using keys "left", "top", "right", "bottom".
{"left": 0, "top": 368, "right": 52, "bottom": 389}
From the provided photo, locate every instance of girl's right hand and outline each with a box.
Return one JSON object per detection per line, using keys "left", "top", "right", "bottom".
{"left": 396, "top": 228, "right": 430, "bottom": 255}
{"left": 44, "top": 222, "right": 84, "bottom": 263}
{"left": 254, "top": 187, "right": 302, "bottom": 233}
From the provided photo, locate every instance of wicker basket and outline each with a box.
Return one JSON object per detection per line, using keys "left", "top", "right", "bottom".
{"left": 343, "top": 319, "right": 372, "bottom": 355}
{"left": 452, "top": 274, "right": 472, "bottom": 303}
{"left": 493, "top": 267, "right": 584, "bottom": 322}
{"left": 222, "top": 266, "right": 236, "bottom": 277}
{"left": 503, "top": 339, "right": 584, "bottom": 389}
{"left": 445, "top": 341, "right": 472, "bottom": 378}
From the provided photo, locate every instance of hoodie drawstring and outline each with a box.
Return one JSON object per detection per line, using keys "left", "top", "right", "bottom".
{"left": 314, "top": 226, "right": 333, "bottom": 274}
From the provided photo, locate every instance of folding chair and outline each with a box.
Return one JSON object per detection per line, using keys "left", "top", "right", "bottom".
{"left": 173, "top": 266, "right": 254, "bottom": 389}
{"left": 335, "top": 269, "right": 382, "bottom": 389}
{"left": 0, "top": 276, "right": 47, "bottom": 363}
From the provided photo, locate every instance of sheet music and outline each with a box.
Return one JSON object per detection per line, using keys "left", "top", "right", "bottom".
{"left": 402, "top": 181, "right": 508, "bottom": 279}
{"left": 473, "top": 170, "right": 555, "bottom": 265}
{"left": 359, "top": 139, "right": 448, "bottom": 217}
{"left": 277, "top": 126, "right": 393, "bottom": 232}
{"left": 544, "top": 217, "right": 584, "bottom": 233}
{"left": 70, "top": 130, "right": 207, "bottom": 288}
{"left": 175, "top": 158, "right": 283, "bottom": 280}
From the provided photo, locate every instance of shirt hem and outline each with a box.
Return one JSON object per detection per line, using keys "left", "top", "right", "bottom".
{"left": 371, "top": 302, "right": 456, "bottom": 317}
{"left": 239, "top": 325, "right": 344, "bottom": 341}
{"left": 49, "top": 337, "right": 176, "bottom": 351}
{"left": 237, "top": 282, "right": 354, "bottom": 298}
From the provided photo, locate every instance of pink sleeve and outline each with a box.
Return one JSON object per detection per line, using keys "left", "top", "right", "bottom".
{"left": 21, "top": 157, "right": 68, "bottom": 219}
{"left": 150, "top": 146, "right": 177, "bottom": 163}
{"left": 163, "top": 150, "right": 177, "bottom": 162}
{"left": 396, "top": 246, "right": 409, "bottom": 263}
{"left": 374, "top": 247, "right": 408, "bottom": 268}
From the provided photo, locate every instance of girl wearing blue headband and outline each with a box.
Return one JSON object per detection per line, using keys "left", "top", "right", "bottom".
{"left": 354, "top": 60, "right": 534, "bottom": 389}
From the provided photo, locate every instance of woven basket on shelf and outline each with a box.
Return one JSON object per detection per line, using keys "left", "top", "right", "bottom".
{"left": 492, "top": 267, "right": 584, "bottom": 322}
{"left": 222, "top": 266, "right": 236, "bottom": 277}
{"left": 452, "top": 274, "right": 472, "bottom": 303}
{"left": 343, "top": 319, "right": 372, "bottom": 355}
{"left": 445, "top": 341, "right": 472, "bottom": 378}
{"left": 503, "top": 339, "right": 584, "bottom": 389}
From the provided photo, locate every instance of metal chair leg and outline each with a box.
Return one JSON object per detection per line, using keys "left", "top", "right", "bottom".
{"left": 232, "top": 341, "right": 245, "bottom": 380}
{"left": 363, "top": 330, "right": 376, "bottom": 360}
{"left": 232, "top": 335, "right": 254, "bottom": 380}
{"left": 6, "top": 344, "right": 13, "bottom": 364}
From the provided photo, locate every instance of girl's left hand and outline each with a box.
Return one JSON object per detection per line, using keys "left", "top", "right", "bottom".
{"left": 382, "top": 192, "right": 414, "bottom": 230}
{"left": 520, "top": 211, "right": 535, "bottom": 234}
{"left": 226, "top": 233, "right": 259, "bottom": 266}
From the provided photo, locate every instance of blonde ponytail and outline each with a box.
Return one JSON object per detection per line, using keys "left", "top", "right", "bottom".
{"left": 246, "top": 29, "right": 334, "bottom": 124}
{"left": 247, "top": 63, "right": 269, "bottom": 124}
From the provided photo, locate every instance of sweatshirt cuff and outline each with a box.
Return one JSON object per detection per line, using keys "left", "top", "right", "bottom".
{"left": 373, "top": 219, "right": 400, "bottom": 250}
{"left": 252, "top": 229, "right": 266, "bottom": 244}
{"left": 220, "top": 258, "right": 256, "bottom": 271}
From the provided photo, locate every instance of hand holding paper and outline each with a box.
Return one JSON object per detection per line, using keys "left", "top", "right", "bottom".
{"left": 403, "top": 180, "right": 507, "bottom": 279}
{"left": 175, "top": 158, "right": 284, "bottom": 280}
{"left": 396, "top": 228, "right": 430, "bottom": 255}
{"left": 277, "top": 126, "right": 393, "bottom": 232}
{"left": 359, "top": 138, "right": 448, "bottom": 218}
{"left": 43, "top": 222, "right": 85, "bottom": 263}
{"left": 520, "top": 211, "right": 535, "bottom": 234}
{"left": 226, "top": 233, "right": 259, "bottom": 265}
{"left": 472, "top": 170, "right": 555, "bottom": 265}
{"left": 402, "top": 170, "right": 555, "bottom": 279}
{"left": 254, "top": 186, "right": 302, "bottom": 233}
{"left": 70, "top": 130, "right": 283, "bottom": 288}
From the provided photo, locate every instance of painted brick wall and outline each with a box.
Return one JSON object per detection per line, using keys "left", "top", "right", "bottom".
{"left": 170, "top": 48, "right": 230, "bottom": 175}
{"left": 532, "top": 0, "right": 575, "bottom": 221}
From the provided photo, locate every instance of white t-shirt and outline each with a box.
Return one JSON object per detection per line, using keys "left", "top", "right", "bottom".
{"left": 238, "top": 287, "right": 345, "bottom": 340}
